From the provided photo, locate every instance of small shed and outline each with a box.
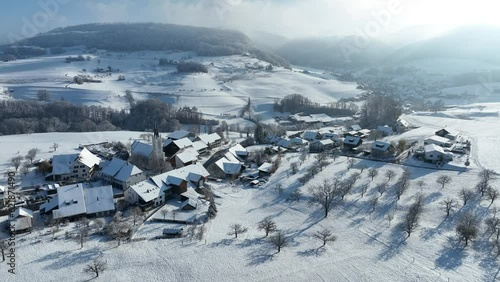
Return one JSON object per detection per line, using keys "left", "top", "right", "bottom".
{"left": 258, "top": 162, "right": 273, "bottom": 175}
{"left": 343, "top": 136, "right": 362, "bottom": 150}
{"left": 163, "top": 228, "right": 184, "bottom": 238}
{"left": 9, "top": 207, "right": 34, "bottom": 234}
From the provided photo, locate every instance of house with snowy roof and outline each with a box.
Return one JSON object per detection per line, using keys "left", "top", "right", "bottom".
{"left": 9, "top": 207, "right": 34, "bottom": 234}
{"left": 435, "top": 128, "right": 461, "bottom": 141}
{"left": 424, "top": 136, "right": 452, "bottom": 147}
{"left": 51, "top": 183, "right": 115, "bottom": 220}
{"left": 45, "top": 148, "right": 101, "bottom": 182}
{"left": 376, "top": 125, "right": 394, "bottom": 136}
{"left": 303, "top": 131, "right": 320, "bottom": 141}
{"left": 424, "top": 144, "right": 453, "bottom": 163}
{"left": 101, "top": 158, "right": 147, "bottom": 190}
{"left": 228, "top": 143, "right": 248, "bottom": 161}
{"left": 173, "top": 147, "right": 199, "bottom": 168}
{"left": 167, "top": 130, "right": 193, "bottom": 141}
{"left": 310, "top": 139, "right": 334, "bottom": 153}
{"left": 195, "top": 133, "right": 222, "bottom": 149}
{"left": 125, "top": 163, "right": 209, "bottom": 209}
{"left": 371, "top": 141, "right": 396, "bottom": 159}
{"left": 343, "top": 136, "right": 363, "bottom": 150}
{"left": 192, "top": 140, "right": 208, "bottom": 155}
{"left": 395, "top": 118, "right": 410, "bottom": 132}
{"left": 131, "top": 127, "right": 164, "bottom": 169}
{"left": 163, "top": 137, "right": 194, "bottom": 157}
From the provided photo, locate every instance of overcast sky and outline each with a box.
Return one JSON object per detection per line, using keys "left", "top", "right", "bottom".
{"left": 2, "top": 0, "right": 499, "bottom": 44}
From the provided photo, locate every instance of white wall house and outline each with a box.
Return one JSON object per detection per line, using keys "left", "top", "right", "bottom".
{"left": 45, "top": 148, "right": 101, "bottom": 182}
{"left": 101, "top": 158, "right": 147, "bottom": 190}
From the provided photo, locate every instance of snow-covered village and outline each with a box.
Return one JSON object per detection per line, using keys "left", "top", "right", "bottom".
{"left": 2, "top": 1, "right": 500, "bottom": 281}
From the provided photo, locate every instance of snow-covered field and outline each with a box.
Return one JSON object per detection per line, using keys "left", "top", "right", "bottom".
{"left": 1, "top": 100, "right": 500, "bottom": 281}
{"left": 0, "top": 48, "right": 363, "bottom": 118}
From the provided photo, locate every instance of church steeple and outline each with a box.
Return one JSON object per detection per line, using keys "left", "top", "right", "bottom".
{"left": 153, "top": 123, "right": 159, "bottom": 138}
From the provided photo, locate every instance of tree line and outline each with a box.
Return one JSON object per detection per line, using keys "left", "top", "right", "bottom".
{"left": 0, "top": 98, "right": 218, "bottom": 135}
{"left": 4, "top": 23, "right": 289, "bottom": 68}
{"left": 273, "top": 94, "right": 356, "bottom": 116}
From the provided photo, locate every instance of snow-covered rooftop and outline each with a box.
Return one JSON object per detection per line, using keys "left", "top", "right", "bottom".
{"left": 131, "top": 140, "right": 153, "bottom": 157}
{"left": 167, "top": 130, "right": 190, "bottom": 140}
{"left": 84, "top": 185, "right": 114, "bottom": 215}
{"left": 371, "top": 141, "right": 391, "bottom": 152}
{"left": 258, "top": 162, "right": 273, "bottom": 173}
{"left": 10, "top": 207, "right": 34, "bottom": 219}
{"left": 192, "top": 140, "right": 208, "bottom": 151}
{"left": 176, "top": 147, "right": 199, "bottom": 164}
{"left": 53, "top": 183, "right": 87, "bottom": 219}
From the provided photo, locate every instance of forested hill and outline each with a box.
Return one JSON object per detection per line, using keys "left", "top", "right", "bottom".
{"left": 3, "top": 22, "right": 289, "bottom": 67}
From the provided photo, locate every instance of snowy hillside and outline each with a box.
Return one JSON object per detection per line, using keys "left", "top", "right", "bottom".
{"left": 0, "top": 48, "right": 363, "bottom": 118}
{"left": 2, "top": 100, "right": 500, "bottom": 281}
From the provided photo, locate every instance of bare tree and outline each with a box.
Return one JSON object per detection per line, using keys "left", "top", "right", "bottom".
{"left": 488, "top": 188, "right": 499, "bottom": 205}
{"left": 456, "top": 213, "right": 479, "bottom": 246}
{"left": 74, "top": 222, "right": 90, "bottom": 249}
{"left": 299, "top": 150, "right": 308, "bottom": 165}
{"left": 269, "top": 231, "right": 288, "bottom": 253}
{"left": 442, "top": 198, "right": 458, "bottom": 217}
{"left": 416, "top": 179, "right": 426, "bottom": 191}
{"left": 358, "top": 164, "right": 368, "bottom": 174}
{"left": 131, "top": 207, "right": 144, "bottom": 226}
{"left": 313, "top": 228, "right": 337, "bottom": 247}
{"left": 485, "top": 217, "right": 500, "bottom": 240}
{"left": 51, "top": 226, "right": 60, "bottom": 238}
{"left": 93, "top": 218, "right": 105, "bottom": 234}
{"left": 476, "top": 180, "right": 491, "bottom": 197}
{"left": 20, "top": 162, "right": 30, "bottom": 176}
{"left": 257, "top": 217, "right": 278, "bottom": 237}
{"left": 187, "top": 224, "right": 197, "bottom": 240}
{"left": 227, "top": 224, "right": 248, "bottom": 238}
{"left": 83, "top": 259, "right": 107, "bottom": 278}
{"left": 347, "top": 158, "right": 356, "bottom": 170}
{"left": 436, "top": 175, "right": 452, "bottom": 190}
{"left": 0, "top": 240, "right": 7, "bottom": 261}
{"left": 359, "top": 184, "right": 369, "bottom": 197}
{"left": 460, "top": 188, "right": 475, "bottom": 206}
{"left": 403, "top": 194, "right": 424, "bottom": 238}
{"left": 25, "top": 148, "right": 40, "bottom": 164}
{"left": 479, "top": 169, "right": 496, "bottom": 186}
{"left": 376, "top": 183, "right": 388, "bottom": 196}
{"left": 51, "top": 142, "right": 59, "bottom": 152}
{"left": 368, "top": 168, "right": 378, "bottom": 181}
{"left": 370, "top": 196, "right": 379, "bottom": 212}
{"left": 385, "top": 170, "right": 396, "bottom": 182}
{"left": 308, "top": 179, "right": 340, "bottom": 218}
{"left": 37, "top": 89, "right": 50, "bottom": 101}
{"left": 10, "top": 156, "right": 23, "bottom": 171}
{"left": 161, "top": 209, "right": 169, "bottom": 220}
{"left": 274, "top": 183, "right": 284, "bottom": 195}
{"left": 290, "top": 162, "right": 299, "bottom": 175}
{"left": 106, "top": 215, "right": 130, "bottom": 246}
{"left": 395, "top": 176, "right": 411, "bottom": 200}
{"left": 196, "top": 224, "right": 206, "bottom": 241}
{"left": 288, "top": 189, "right": 302, "bottom": 202}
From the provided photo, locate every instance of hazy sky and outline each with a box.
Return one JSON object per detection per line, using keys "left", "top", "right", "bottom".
{"left": 1, "top": 0, "right": 499, "bottom": 44}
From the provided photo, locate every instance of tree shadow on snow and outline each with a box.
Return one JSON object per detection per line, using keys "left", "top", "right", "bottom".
{"left": 377, "top": 222, "right": 407, "bottom": 261}
{"left": 43, "top": 247, "right": 102, "bottom": 270}
{"left": 246, "top": 245, "right": 275, "bottom": 266}
{"left": 297, "top": 247, "right": 326, "bottom": 257}
{"left": 434, "top": 236, "right": 467, "bottom": 270}
{"left": 210, "top": 238, "right": 235, "bottom": 248}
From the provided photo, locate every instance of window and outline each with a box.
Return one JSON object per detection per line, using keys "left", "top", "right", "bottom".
{"left": 80, "top": 165, "right": 85, "bottom": 168}
{"left": 73, "top": 170, "right": 78, "bottom": 173}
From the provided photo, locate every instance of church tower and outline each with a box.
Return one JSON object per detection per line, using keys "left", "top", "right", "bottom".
{"left": 152, "top": 123, "right": 163, "bottom": 165}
